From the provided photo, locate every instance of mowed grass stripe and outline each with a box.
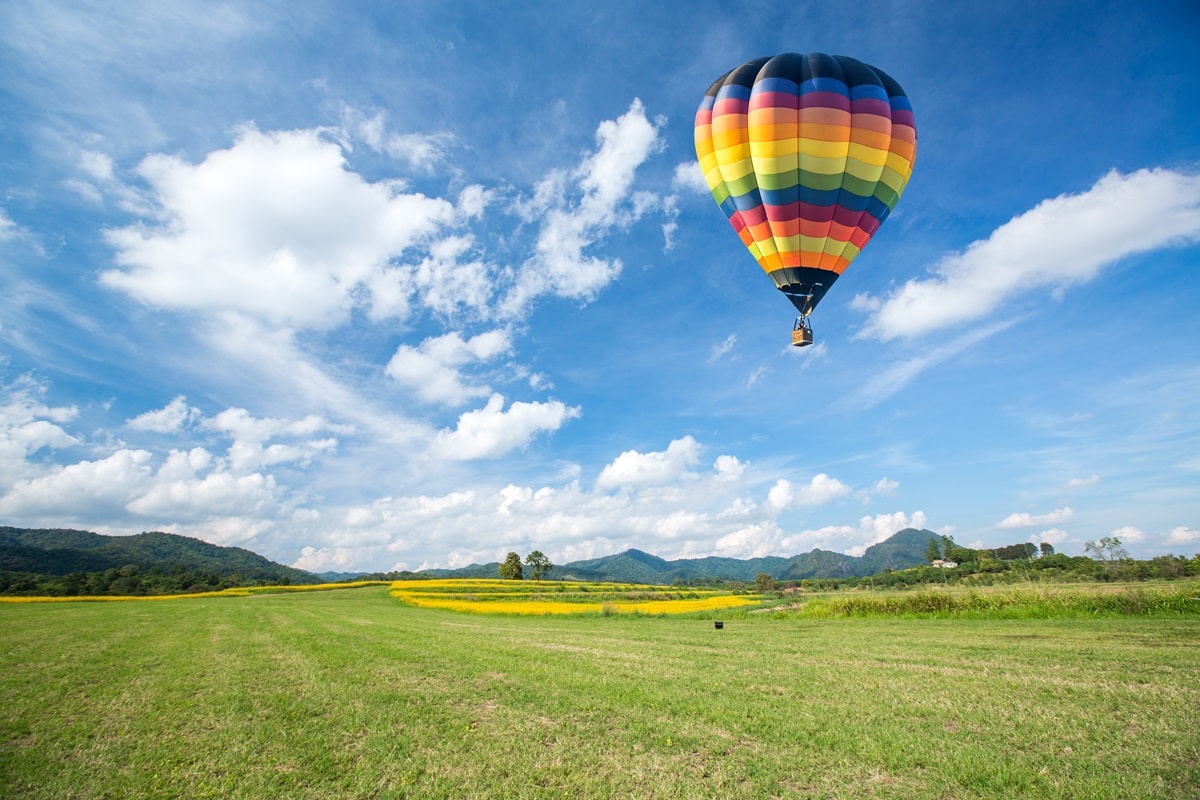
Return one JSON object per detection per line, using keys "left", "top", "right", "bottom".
{"left": 2, "top": 586, "right": 1198, "bottom": 799}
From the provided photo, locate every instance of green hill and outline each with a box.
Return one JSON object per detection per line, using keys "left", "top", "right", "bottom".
{"left": 0, "top": 526, "right": 319, "bottom": 593}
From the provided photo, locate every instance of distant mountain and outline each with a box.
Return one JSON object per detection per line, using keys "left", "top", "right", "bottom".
{"left": 23, "top": 525, "right": 937, "bottom": 588}
{"left": 0, "top": 526, "right": 319, "bottom": 585}
{"left": 316, "top": 571, "right": 366, "bottom": 583}
{"left": 426, "top": 529, "right": 939, "bottom": 584}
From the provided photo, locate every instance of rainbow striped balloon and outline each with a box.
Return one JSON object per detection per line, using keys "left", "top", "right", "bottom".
{"left": 695, "top": 53, "right": 917, "bottom": 325}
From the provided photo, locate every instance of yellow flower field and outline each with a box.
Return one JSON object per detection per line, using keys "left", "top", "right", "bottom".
{"left": 388, "top": 578, "right": 762, "bottom": 616}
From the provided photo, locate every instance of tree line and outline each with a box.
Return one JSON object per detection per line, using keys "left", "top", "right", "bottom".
{"left": 0, "top": 563, "right": 296, "bottom": 597}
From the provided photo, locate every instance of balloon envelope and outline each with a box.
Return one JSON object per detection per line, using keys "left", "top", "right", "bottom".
{"left": 695, "top": 53, "right": 916, "bottom": 318}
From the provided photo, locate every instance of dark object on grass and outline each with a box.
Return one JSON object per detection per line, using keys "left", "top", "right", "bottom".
{"left": 714, "top": 621, "right": 724, "bottom": 630}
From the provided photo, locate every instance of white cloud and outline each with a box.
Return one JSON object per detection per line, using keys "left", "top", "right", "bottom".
{"left": 79, "top": 150, "right": 115, "bottom": 182}
{"left": 7, "top": 420, "right": 80, "bottom": 452}
{"left": 0, "top": 390, "right": 354, "bottom": 530}
{"left": 205, "top": 406, "right": 346, "bottom": 443}
{"left": 403, "top": 234, "right": 496, "bottom": 319}
{"left": 672, "top": 160, "right": 708, "bottom": 194}
{"left": 765, "top": 473, "right": 852, "bottom": 511}
{"left": 1167, "top": 526, "right": 1198, "bottom": 545}
{"left": 432, "top": 394, "right": 580, "bottom": 460}
{"left": 126, "top": 468, "right": 282, "bottom": 521}
{"left": 0, "top": 209, "right": 19, "bottom": 242}
{"left": 857, "top": 168, "right": 1200, "bottom": 340}
{"left": 1065, "top": 474, "right": 1100, "bottom": 489}
{"left": 0, "top": 377, "right": 81, "bottom": 485}
{"left": 339, "top": 105, "right": 455, "bottom": 172}
{"left": 596, "top": 436, "right": 701, "bottom": 489}
{"left": 713, "top": 454, "right": 746, "bottom": 482}
{"left": 101, "top": 126, "right": 459, "bottom": 330}
{"left": 386, "top": 329, "right": 512, "bottom": 406}
{"left": 871, "top": 477, "right": 899, "bottom": 496}
{"left": 199, "top": 407, "right": 348, "bottom": 472}
{"left": 1030, "top": 528, "right": 1070, "bottom": 547}
{"left": 997, "top": 506, "right": 1074, "bottom": 528}
{"left": 127, "top": 395, "right": 200, "bottom": 432}
{"left": 851, "top": 319, "right": 1015, "bottom": 407}
{"left": 501, "top": 99, "right": 665, "bottom": 315}
{"left": 0, "top": 449, "right": 155, "bottom": 518}
{"left": 708, "top": 334, "right": 736, "bottom": 362}
{"left": 1109, "top": 525, "right": 1146, "bottom": 543}
{"left": 712, "top": 510, "right": 929, "bottom": 560}
{"left": 0, "top": 207, "right": 42, "bottom": 254}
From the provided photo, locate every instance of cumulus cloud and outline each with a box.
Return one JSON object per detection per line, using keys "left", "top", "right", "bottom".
{"left": 101, "top": 125, "right": 459, "bottom": 330}
{"left": 841, "top": 511, "right": 930, "bottom": 556}
{"left": 199, "top": 407, "right": 348, "bottom": 472}
{"left": 997, "top": 506, "right": 1074, "bottom": 528}
{"left": 127, "top": 470, "right": 282, "bottom": 521}
{"left": 871, "top": 477, "right": 899, "bottom": 496}
{"left": 856, "top": 168, "right": 1200, "bottom": 340}
{"left": 0, "top": 392, "right": 353, "bottom": 531}
{"left": 765, "top": 473, "right": 852, "bottom": 511}
{"left": 0, "top": 377, "right": 80, "bottom": 485}
{"left": 1029, "top": 528, "right": 1070, "bottom": 547}
{"left": 672, "top": 160, "right": 708, "bottom": 194}
{"left": 385, "top": 329, "right": 512, "bottom": 406}
{"left": 713, "top": 454, "right": 746, "bottom": 482}
{"left": 710, "top": 510, "right": 930, "bottom": 560}
{"left": 501, "top": 99, "right": 666, "bottom": 315}
{"left": 1167, "top": 526, "right": 1198, "bottom": 545}
{"left": 127, "top": 395, "right": 200, "bottom": 432}
{"left": 0, "top": 449, "right": 155, "bottom": 518}
{"left": 432, "top": 394, "right": 581, "bottom": 460}
{"left": 596, "top": 436, "right": 701, "bottom": 489}
{"left": 1109, "top": 525, "right": 1146, "bottom": 543}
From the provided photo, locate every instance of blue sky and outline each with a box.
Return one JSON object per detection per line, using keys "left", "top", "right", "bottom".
{"left": 1, "top": 0, "right": 1198, "bottom": 572}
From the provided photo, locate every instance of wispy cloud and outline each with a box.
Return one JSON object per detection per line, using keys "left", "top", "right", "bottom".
{"left": 708, "top": 334, "right": 736, "bottom": 362}
{"left": 501, "top": 99, "right": 666, "bottom": 315}
{"left": 1064, "top": 474, "right": 1100, "bottom": 489}
{"left": 851, "top": 319, "right": 1016, "bottom": 408}
{"left": 997, "top": 506, "right": 1074, "bottom": 529}
{"left": 855, "top": 168, "right": 1200, "bottom": 340}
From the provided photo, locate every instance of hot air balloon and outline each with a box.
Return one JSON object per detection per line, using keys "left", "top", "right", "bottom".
{"left": 695, "top": 53, "right": 916, "bottom": 346}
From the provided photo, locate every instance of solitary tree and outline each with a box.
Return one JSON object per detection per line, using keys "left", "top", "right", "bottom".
{"left": 924, "top": 537, "right": 942, "bottom": 564}
{"left": 525, "top": 550, "right": 552, "bottom": 581}
{"left": 1039, "top": 541, "right": 1055, "bottom": 557}
{"left": 1085, "top": 536, "right": 1129, "bottom": 577}
{"left": 499, "top": 551, "right": 524, "bottom": 580}
{"left": 755, "top": 572, "right": 776, "bottom": 593}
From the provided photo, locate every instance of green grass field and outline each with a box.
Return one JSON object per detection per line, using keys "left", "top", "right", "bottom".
{"left": 2, "top": 585, "right": 1198, "bottom": 799}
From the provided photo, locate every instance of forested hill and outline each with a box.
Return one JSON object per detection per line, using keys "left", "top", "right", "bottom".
{"left": 0, "top": 527, "right": 319, "bottom": 593}
{"left": 418, "top": 528, "right": 940, "bottom": 584}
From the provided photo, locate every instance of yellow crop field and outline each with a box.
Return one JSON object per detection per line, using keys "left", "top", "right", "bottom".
{"left": 388, "top": 578, "right": 762, "bottom": 615}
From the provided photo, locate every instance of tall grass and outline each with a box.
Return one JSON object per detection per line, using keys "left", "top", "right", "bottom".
{"left": 782, "top": 581, "right": 1200, "bottom": 619}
